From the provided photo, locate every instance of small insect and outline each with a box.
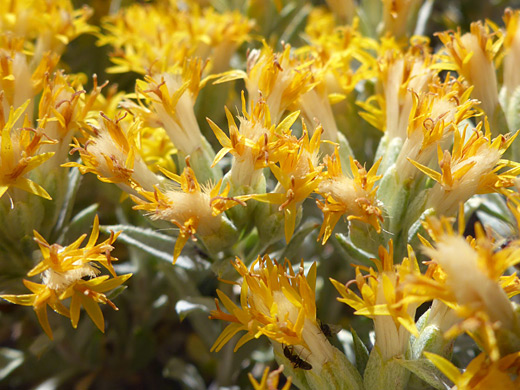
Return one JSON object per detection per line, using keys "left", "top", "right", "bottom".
{"left": 499, "top": 238, "right": 513, "bottom": 250}
{"left": 283, "top": 345, "right": 312, "bottom": 370}
{"left": 318, "top": 320, "right": 342, "bottom": 338}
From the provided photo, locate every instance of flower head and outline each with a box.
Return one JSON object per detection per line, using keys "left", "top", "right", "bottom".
{"left": 331, "top": 241, "right": 424, "bottom": 359}
{"left": 316, "top": 149, "right": 383, "bottom": 243}
{"left": 252, "top": 122, "right": 323, "bottom": 242}
{"left": 37, "top": 72, "right": 108, "bottom": 169}
{"left": 0, "top": 0, "right": 96, "bottom": 60}
{"left": 394, "top": 75, "right": 478, "bottom": 179}
{"left": 0, "top": 34, "right": 59, "bottom": 122}
{"left": 131, "top": 163, "right": 247, "bottom": 262}
{"left": 216, "top": 43, "right": 317, "bottom": 123}
{"left": 435, "top": 22, "right": 503, "bottom": 120}
{"left": 0, "top": 215, "right": 131, "bottom": 338}
{"left": 130, "top": 60, "right": 220, "bottom": 183}
{"left": 208, "top": 94, "right": 300, "bottom": 188}
{"left": 0, "top": 99, "right": 56, "bottom": 200}
{"left": 410, "top": 122, "right": 519, "bottom": 215}
{"left": 303, "top": 14, "right": 377, "bottom": 96}
{"left": 409, "top": 211, "right": 520, "bottom": 359}
{"left": 361, "top": 37, "right": 434, "bottom": 134}
{"left": 210, "top": 255, "right": 335, "bottom": 366}
{"left": 65, "top": 112, "right": 160, "bottom": 193}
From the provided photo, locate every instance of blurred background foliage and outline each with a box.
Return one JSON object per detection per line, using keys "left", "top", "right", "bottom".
{"left": 1, "top": 0, "right": 520, "bottom": 389}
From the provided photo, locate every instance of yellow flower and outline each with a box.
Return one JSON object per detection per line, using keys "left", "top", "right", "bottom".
{"left": 0, "top": 99, "right": 56, "bottom": 200}
{"left": 303, "top": 15, "right": 377, "bottom": 95}
{"left": 99, "top": 2, "right": 252, "bottom": 75}
{"left": 359, "top": 39, "right": 437, "bottom": 138}
{"left": 64, "top": 112, "right": 160, "bottom": 193}
{"left": 435, "top": 21, "right": 503, "bottom": 123}
{"left": 422, "top": 214, "right": 520, "bottom": 321}
{"left": 381, "top": 0, "right": 422, "bottom": 39}
{"left": 249, "top": 366, "right": 292, "bottom": 390}
{"left": 131, "top": 163, "right": 247, "bottom": 262}
{"left": 0, "top": 34, "right": 59, "bottom": 121}
{"left": 0, "top": 0, "right": 96, "bottom": 60}
{"left": 409, "top": 122, "right": 519, "bottom": 215}
{"left": 138, "top": 126, "right": 177, "bottom": 174}
{"left": 0, "top": 215, "right": 131, "bottom": 338}
{"left": 394, "top": 74, "right": 478, "bottom": 179}
{"left": 412, "top": 212, "right": 520, "bottom": 359}
{"left": 208, "top": 93, "right": 300, "bottom": 188}
{"left": 296, "top": 17, "right": 377, "bottom": 145}
{"left": 131, "top": 59, "right": 220, "bottom": 183}
{"left": 316, "top": 149, "right": 383, "bottom": 243}
{"left": 216, "top": 43, "right": 317, "bottom": 123}
{"left": 58, "top": 274, "right": 131, "bottom": 333}
{"left": 425, "top": 351, "right": 520, "bottom": 390}
{"left": 211, "top": 254, "right": 364, "bottom": 389}
{"left": 37, "top": 72, "right": 108, "bottom": 169}
{"left": 252, "top": 123, "right": 323, "bottom": 242}
{"left": 29, "top": 215, "right": 119, "bottom": 278}
{"left": 210, "top": 255, "right": 331, "bottom": 365}
{"left": 331, "top": 241, "right": 423, "bottom": 359}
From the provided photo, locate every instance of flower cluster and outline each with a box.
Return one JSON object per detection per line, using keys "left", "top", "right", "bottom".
{"left": 2, "top": 1, "right": 520, "bottom": 389}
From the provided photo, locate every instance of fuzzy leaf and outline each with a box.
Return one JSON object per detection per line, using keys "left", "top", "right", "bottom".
{"left": 0, "top": 348, "right": 24, "bottom": 380}
{"left": 175, "top": 297, "right": 215, "bottom": 321}
{"left": 163, "top": 357, "right": 206, "bottom": 390}
{"left": 101, "top": 225, "right": 210, "bottom": 270}
{"left": 62, "top": 203, "right": 99, "bottom": 243}
{"left": 280, "top": 221, "right": 319, "bottom": 260}
{"left": 335, "top": 233, "right": 374, "bottom": 264}
{"left": 351, "top": 327, "right": 370, "bottom": 376}
{"left": 396, "top": 358, "right": 451, "bottom": 390}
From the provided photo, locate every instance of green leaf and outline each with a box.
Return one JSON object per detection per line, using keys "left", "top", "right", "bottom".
{"left": 396, "top": 358, "right": 450, "bottom": 390}
{"left": 105, "top": 285, "right": 128, "bottom": 301}
{"left": 407, "top": 207, "right": 434, "bottom": 243}
{"left": 280, "top": 221, "right": 319, "bottom": 261}
{"left": 374, "top": 136, "right": 403, "bottom": 177}
{"left": 51, "top": 166, "right": 82, "bottom": 240}
{"left": 278, "top": 3, "right": 312, "bottom": 45}
{"left": 130, "top": 327, "right": 157, "bottom": 370}
{"left": 163, "top": 357, "right": 206, "bottom": 390}
{"left": 175, "top": 297, "right": 216, "bottom": 321}
{"left": 101, "top": 225, "right": 210, "bottom": 270}
{"left": 62, "top": 203, "right": 99, "bottom": 243}
{"left": 0, "top": 348, "right": 23, "bottom": 380}
{"left": 377, "top": 164, "right": 410, "bottom": 234}
{"left": 335, "top": 233, "right": 374, "bottom": 265}
{"left": 351, "top": 327, "right": 369, "bottom": 376}
{"left": 364, "top": 349, "right": 410, "bottom": 390}
{"left": 465, "top": 193, "right": 511, "bottom": 223}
